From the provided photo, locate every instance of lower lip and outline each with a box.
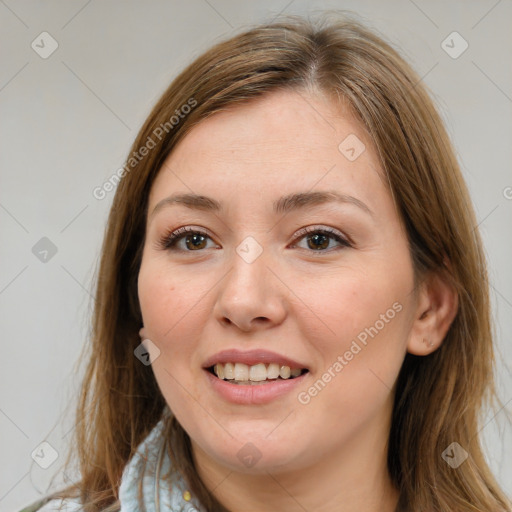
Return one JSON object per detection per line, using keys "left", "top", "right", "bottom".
{"left": 204, "top": 369, "right": 309, "bottom": 405}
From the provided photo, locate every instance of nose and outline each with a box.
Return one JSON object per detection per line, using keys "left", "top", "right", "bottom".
{"left": 213, "top": 246, "right": 288, "bottom": 332}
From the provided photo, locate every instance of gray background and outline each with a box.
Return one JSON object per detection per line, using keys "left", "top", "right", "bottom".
{"left": 1, "top": 1, "right": 511, "bottom": 510}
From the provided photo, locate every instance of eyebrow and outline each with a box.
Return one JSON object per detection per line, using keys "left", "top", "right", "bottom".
{"left": 149, "top": 190, "right": 374, "bottom": 221}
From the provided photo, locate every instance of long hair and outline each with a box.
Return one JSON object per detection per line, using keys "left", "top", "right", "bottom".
{"left": 47, "top": 12, "right": 511, "bottom": 512}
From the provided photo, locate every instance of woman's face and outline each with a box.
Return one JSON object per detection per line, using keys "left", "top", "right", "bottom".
{"left": 138, "top": 90, "right": 418, "bottom": 475}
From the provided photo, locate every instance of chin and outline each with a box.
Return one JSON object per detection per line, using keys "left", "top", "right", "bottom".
{"left": 197, "top": 433, "right": 308, "bottom": 474}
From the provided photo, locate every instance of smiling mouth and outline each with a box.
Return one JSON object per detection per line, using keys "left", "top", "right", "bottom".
{"left": 208, "top": 362, "right": 309, "bottom": 385}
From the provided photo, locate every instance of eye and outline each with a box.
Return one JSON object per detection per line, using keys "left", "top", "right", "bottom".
{"left": 157, "top": 226, "right": 217, "bottom": 252}
{"left": 157, "top": 225, "right": 352, "bottom": 254}
{"left": 291, "top": 226, "right": 351, "bottom": 253}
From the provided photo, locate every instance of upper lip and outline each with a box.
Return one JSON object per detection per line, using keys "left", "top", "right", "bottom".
{"left": 202, "top": 349, "right": 309, "bottom": 370}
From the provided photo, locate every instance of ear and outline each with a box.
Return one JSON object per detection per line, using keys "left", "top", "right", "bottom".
{"left": 139, "top": 326, "right": 148, "bottom": 339}
{"left": 407, "top": 268, "right": 459, "bottom": 356}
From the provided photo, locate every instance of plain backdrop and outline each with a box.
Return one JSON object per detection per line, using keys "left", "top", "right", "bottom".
{"left": 1, "top": 1, "right": 511, "bottom": 510}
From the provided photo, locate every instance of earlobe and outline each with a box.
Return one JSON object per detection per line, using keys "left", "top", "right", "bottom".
{"left": 410, "top": 336, "right": 437, "bottom": 356}
{"left": 406, "top": 270, "right": 459, "bottom": 356}
{"left": 408, "top": 324, "right": 440, "bottom": 356}
{"left": 423, "top": 338, "right": 434, "bottom": 348}
{"left": 139, "top": 326, "right": 147, "bottom": 339}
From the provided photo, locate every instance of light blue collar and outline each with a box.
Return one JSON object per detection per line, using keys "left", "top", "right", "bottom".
{"left": 118, "top": 409, "right": 204, "bottom": 512}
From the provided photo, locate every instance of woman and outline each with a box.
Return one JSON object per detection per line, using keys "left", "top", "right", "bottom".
{"left": 21, "top": 13, "right": 511, "bottom": 512}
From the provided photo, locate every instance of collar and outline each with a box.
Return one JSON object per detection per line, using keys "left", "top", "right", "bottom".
{"left": 118, "top": 408, "right": 204, "bottom": 512}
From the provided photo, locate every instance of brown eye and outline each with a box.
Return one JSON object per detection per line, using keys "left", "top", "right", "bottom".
{"left": 306, "top": 232, "right": 330, "bottom": 250}
{"left": 159, "top": 227, "right": 216, "bottom": 251}
{"left": 293, "top": 227, "right": 351, "bottom": 253}
{"left": 183, "top": 233, "right": 208, "bottom": 250}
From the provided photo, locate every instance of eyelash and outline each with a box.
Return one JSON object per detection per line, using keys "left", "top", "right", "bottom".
{"left": 157, "top": 225, "right": 352, "bottom": 255}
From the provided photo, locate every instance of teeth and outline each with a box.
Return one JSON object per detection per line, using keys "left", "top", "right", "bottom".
{"left": 234, "top": 362, "right": 249, "bottom": 381}
{"left": 279, "top": 365, "right": 291, "bottom": 379}
{"left": 213, "top": 364, "right": 224, "bottom": 380}
{"left": 212, "top": 362, "right": 306, "bottom": 383}
{"left": 249, "top": 363, "right": 267, "bottom": 381}
{"left": 267, "top": 363, "right": 280, "bottom": 379}
{"left": 224, "top": 362, "right": 234, "bottom": 380}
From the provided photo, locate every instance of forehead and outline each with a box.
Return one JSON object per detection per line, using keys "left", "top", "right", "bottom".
{"left": 149, "top": 89, "right": 387, "bottom": 207}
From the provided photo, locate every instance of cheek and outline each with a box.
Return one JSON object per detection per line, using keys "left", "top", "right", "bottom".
{"left": 300, "top": 260, "right": 412, "bottom": 391}
{"left": 137, "top": 262, "right": 207, "bottom": 397}
{"left": 138, "top": 258, "right": 203, "bottom": 340}
{"left": 294, "top": 281, "right": 409, "bottom": 445}
{"left": 302, "top": 268, "right": 407, "bottom": 343}
{"left": 138, "top": 262, "right": 206, "bottom": 419}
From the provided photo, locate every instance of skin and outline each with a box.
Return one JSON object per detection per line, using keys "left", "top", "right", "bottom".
{"left": 137, "top": 89, "right": 458, "bottom": 512}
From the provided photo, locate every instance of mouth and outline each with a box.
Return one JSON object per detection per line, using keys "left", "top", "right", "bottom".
{"left": 207, "top": 362, "right": 309, "bottom": 385}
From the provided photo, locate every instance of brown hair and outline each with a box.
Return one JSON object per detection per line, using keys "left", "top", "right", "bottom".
{"left": 47, "top": 12, "right": 511, "bottom": 512}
